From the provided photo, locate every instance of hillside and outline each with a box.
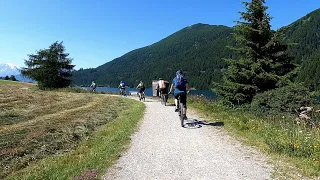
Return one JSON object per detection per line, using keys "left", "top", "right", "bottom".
{"left": 73, "top": 24, "right": 235, "bottom": 90}
{"left": 283, "top": 8, "right": 320, "bottom": 64}
{"left": 73, "top": 8, "right": 320, "bottom": 90}
{"left": 282, "top": 8, "right": 320, "bottom": 90}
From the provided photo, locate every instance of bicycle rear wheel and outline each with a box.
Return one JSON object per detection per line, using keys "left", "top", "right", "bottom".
{"left": 179, "top": 102, "right": 184, "bottom": 127}
{"left": 160, "top": 94, "right": 164, "bottom": 105}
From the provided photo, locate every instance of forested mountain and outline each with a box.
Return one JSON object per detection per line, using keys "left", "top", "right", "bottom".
{"left": 73, "top": 8, "right": 320, "bottom": 90}
{"left": 282, "top": 8, "right": 320, "bottom": 90}
{"left": 73, "top": 24, "right": 235, "bottom": 89}
{"left": 283, "top": 8, "right": 320, "bottom": 64}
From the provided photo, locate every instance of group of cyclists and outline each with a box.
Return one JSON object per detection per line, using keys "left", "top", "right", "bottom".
{"left": 90, "top": 70, "right": 190, "bottom": 119}
{"left": 121, "top": 70, "right": 190, "bottom": 119}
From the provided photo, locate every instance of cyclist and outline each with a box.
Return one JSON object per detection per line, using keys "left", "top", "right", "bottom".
{"left": 136, "top": 81, "right": 146, "bottom": 99}
{"left": 157, "top": 78, "right": 168, "bottom": 101}
{"left": 169, "top": 70, "right": 190, "bottom": 119}
{"left": 90, "top": 80, "right": 97, "bottom": 93}
{"left": 119, "top": 81, "right": 126, "bottom": 96}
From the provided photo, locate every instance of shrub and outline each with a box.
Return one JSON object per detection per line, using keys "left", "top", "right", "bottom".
{"left": 250, "top": 84, "right": 315, "bottom": 116}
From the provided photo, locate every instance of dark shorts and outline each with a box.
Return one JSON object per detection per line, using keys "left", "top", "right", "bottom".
{"left": 159, "top": 88, "right": 167, "bottom": 95}
{"left": 139, "top": 87, "right": 145, "bottom": 93}
{"left": 174, "top": 93, "right": 187, "bottom": 108}
{"left": 120, "top": 88, "right": 125, "bottom": 93}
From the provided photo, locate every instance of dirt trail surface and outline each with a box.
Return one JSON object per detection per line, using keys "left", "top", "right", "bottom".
{"left": 103, "top": 97, "right": 272, "bottom": 180}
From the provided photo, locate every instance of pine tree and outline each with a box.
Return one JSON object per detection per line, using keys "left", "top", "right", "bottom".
{"left": 10, "top": 75, "right": 17, "bottom": 81}
{"left": 21, "top": 41, "right": 75, "bottom": 89}
{"left": 214, "top": 0, "right": 296, "bottom": 105}
{"left": 4, "top": 76, "right": 9, "bottom": 80}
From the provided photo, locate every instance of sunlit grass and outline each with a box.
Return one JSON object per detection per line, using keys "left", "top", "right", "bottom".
{"left": 0, "top": 84, "right": 145, "bottom": 179}
{"left": 188, "top": 96, "right": 320, "bottom": 179}
{"left": 0, "top": 80, "right": 21, "bottom": 84}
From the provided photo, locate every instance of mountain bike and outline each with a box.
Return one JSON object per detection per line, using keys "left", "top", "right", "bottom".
{"left": 136, "top": 88, "right": 145, "bottom": 102}
{"left": 160, "top": 92, "right": 168, "bottom": 106}
{"left": 177, "top": 95, "right": 186, "bottom": 127}
{"left": 91, "top": 87, "right": 96, "bottom": 93}
{"left": 172, "top": 91, "right": 187, "bottom": 127}
{"left": 139, "top": 91, "right": 145, "bottom": 102}
{"left": 120, "top": 88, "right": 126, "bottom": 96}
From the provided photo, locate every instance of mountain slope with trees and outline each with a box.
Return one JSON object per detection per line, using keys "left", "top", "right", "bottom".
{"left": 73, "top": 24, "right": 235, "bottom": 89}
{"left": 73, "top": 8, "right": 320, "bottom": 90}
{"left": 281, "top": 8, "right": 320, "bottom": 90}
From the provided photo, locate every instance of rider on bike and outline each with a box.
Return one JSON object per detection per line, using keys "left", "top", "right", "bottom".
{"left": 157, "top": 78, "right": 168, "bottom": 100}
{"left": 119, "top": 81, "right": 126, "bottom": 96}
{"left": 169, "top": 70, "right": 190, "bottom": 119}
{"left": 136, "top": 81, "right": 145, "bottom": 99}
{"left": 90, "top": 80, "right": 97, "bottom": 93}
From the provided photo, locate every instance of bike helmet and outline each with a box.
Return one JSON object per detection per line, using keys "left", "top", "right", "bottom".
{"left": 159, "top": 78, "right": 163, "bottom": 80}
{"left": 176, "top": 70, "right": 183, "bottom": 76}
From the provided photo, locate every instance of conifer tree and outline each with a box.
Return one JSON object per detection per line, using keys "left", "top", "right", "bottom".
{"left": 21, "top": 41, "right": 75, "bottom": 89}
{"left": 10, "top": 75, "right": 17, "bottom": 81}
{"left": 214, "top": 0, "right": 296, "bottom": 105}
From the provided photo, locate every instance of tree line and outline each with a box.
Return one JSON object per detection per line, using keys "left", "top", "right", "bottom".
{"left": 0, "top": 75, "right": 17, "bottom": 81}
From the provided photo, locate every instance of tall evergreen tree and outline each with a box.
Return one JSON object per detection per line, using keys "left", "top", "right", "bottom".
{"left": 10, "top": 75, "right": 17, "bottom": 81}
{"left": 21, "top": 41, "right": 75, "bottom": 89}
{"left": 214, "top": 0, "right": 296, "bottom": 105}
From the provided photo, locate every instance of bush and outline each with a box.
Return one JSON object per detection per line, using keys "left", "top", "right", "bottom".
{"left": 250, "top": 84, "right": 315, "bottom": 116}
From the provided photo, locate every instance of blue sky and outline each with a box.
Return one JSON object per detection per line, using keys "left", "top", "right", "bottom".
{"left": 0, "top": 0, "right": 319, "bottom": 69}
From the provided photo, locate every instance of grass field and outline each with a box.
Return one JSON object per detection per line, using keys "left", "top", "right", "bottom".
{"left": 188, "top": 96, "right": 320, "bottom": 179}
{"left": 0, "top": 83, "right": 145, "bottom": 179}
{"left": 0, "top": 80, "right": 21, "bottom": 84}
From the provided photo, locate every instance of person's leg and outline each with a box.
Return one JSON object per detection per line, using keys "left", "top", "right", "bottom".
{"left": 159, "top": 88, "right": 163, "bottom": 100}
{"left": 180, "top": 94, "right": 187, "bottom": 117}
{"left": 174, "top": 94, "right": 179, "bottom": 112}
{"left": 138, "top": 89, "right": 142, "bottom": 99}
{"left": 160, "top": 88, "right": 163, "bottom": 100}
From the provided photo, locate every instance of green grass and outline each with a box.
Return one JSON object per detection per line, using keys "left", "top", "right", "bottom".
{"left": 6, "top": 99, "right": 144, "bottom": 180}
{"left": 1, "top": 84, "right": 145, "bottom": 179}
{"left": 188, "top": 96, "right": 320, "bottom": 179}
{"left": 0, "top": 80, "right": 21, "bottom": 84}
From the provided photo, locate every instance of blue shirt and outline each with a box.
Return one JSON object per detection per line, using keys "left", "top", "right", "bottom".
{"left": 172, "top": 77, "right": 188, "bottom": 94}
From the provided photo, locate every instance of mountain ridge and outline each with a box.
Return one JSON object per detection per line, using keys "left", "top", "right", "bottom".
{"left": 73, "top": 8, "right": 320, "bottom": 90}
{"left": 0, "top": 63, "right": 21, "bottom": 77}
{"left": 73, "top": 24, "right": 235, "bottom": 89}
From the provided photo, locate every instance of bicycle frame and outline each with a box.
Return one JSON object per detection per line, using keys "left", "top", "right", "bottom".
{"left": 137, "top": 91, "right": 145, "bottom": 101}
{"left": 120, "top": 88, "right": 126, "bottom": 96}
{"left": 176, "top": 93, "right": 186, "bottom": 127}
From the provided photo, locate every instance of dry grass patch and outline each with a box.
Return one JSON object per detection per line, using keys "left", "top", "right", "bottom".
{"left": 0, "top": 84, "right": 139, "bottom": 179}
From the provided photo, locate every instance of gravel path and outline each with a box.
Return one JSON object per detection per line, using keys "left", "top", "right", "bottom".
{"left": 103, "top": 97, "right": 272, "bottom": 180}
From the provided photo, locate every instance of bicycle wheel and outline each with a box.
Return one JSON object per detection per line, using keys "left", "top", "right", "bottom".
{"left": 160, "top": 94, "right": 164, "bottom": 105}
{"left": 164, "top": 95, "right": 167, "bottom": 106}
{"left": 179, "top": 102, "right": 184, "bottom": 127}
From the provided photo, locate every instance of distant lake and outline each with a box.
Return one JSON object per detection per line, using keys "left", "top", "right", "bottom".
{"left": 83, "top": 87, "right": 217, "bottom": 99}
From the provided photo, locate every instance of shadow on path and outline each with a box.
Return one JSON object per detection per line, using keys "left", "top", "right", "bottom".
{"left": 184, "top": 119, "right": 224, "bottom": 129}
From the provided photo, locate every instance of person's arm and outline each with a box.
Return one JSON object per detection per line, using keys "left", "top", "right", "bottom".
{"left": 186, "top": 83, "right": 190, "bottom": 93}
{"left": 169, "top": 84, "right": 174, "bottom": 94}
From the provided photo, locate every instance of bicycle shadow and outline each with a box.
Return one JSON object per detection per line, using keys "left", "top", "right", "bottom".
{"left": 184, "top": 119, "right": 224, "bottom": 129}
